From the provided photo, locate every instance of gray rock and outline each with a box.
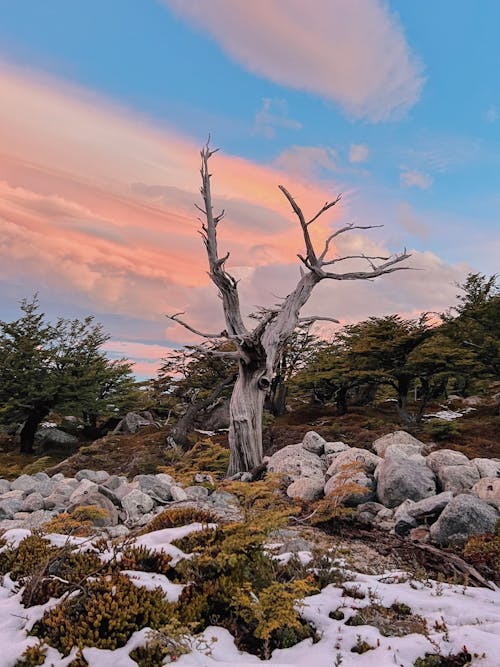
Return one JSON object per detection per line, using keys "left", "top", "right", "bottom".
{"left": 471, "top": 478, "right": 500, "bottom": 509}
{"left": 357, "top": 511, "right": 375, "bottom": 526}
{"left": 394, "top": 499, "right": 416, "bottom": 520}
{"left": 438, "top": 464, "right": 480, "bottom": 495}
{"left": 113, "top": 482, "right": 139, "bottom": 501}
{"left": 0, "top": 499, "right": 22, "bottom": 519}
{"left": 114, "top": 411, "right": 155, "bottom": 434}
{"left": 357, "top": 501, "right": 386, "bottom": 515}
{"left": 1, "top": 490, "right": 25, "bottom": 501}
{"left": 33, "top": 472, "right": 50, "bottom": 482}
{"left": 383, "top": 443, "right": 425, "bottom": 462}
{"left": 405, "top": 491, "right": 453, "bottom": 523}
{"left": 324, "top": 471, "right": 376, "bottom": 507}
{"left": 377, "top": 507, "right": 394, "bottom": 520}
{"left": 278, "top": 537, "right": 312, "bottom": 554}
{"left": 43, "top": 492, "right": 70, "bottom": 510}
{"left": 430, "top": 494, "right": 499, "bottom": 546}
{"left": 75, "top": 470, "right": 110, "bottom": 484}
{"left": 302, "top": 431, "right": 326, "bottom": 455}
{"left": 185, "top": 486, "right": 210, "bottom": 500}
{"left": 156, "top": 473, "right": 175, "bottom": 485}
{"left": 67, "top": 492, "right": 119, "bottom": 526}
{"left": 286, "top": 477, "right": 324, "bottom": 502}
{"left": 170, "top": 486, "right": 188, "bottom": 502}
{"left": 20, "top": 510, "right": 56, "bottom": 530}
{"left": 106, "top": 525, "right": 130, "bottom": 539}
{"left": 121, "top": 489, "right": 155, "bottom": 521}
{"left": 395, "top": 514, "right": 418, "bottom": 536}
{"left": 426, "top": 449, "right": 469, "bottom": 474}
{"left": 324, "top": 441, "right": 350, "bottom": 456}
{"left": 473, "top": 458, "right": 500, "bottom": 479}
{"left": 267, "top": 444, "right": 326, "bottom": 482}
{"left": 68, "top": 479, "right": 99, "bottom": 505}
{"left": 21, "top": 492, "right": 45, "bottom": 512}
{"left": 102, "top": 474, "right": 129, "bottom": 490}
{"left": 97, "top": 485, "right": 123, "bottom": 507}
{"left": 193, "top": 473, "right": 214, "bottom": 486}
{"left": 0, "top": 480, "right": 11, "bottom": 494}
{"left": 377, "top": 458, "right": 437, "bottom": 508}
{"left": 326, "top": 448, "right": 381, "bottom": 478}
{"left": 11, "top": 474, "right": 38, "bottom": 493}
{"left": 50, "top": 473, "right": 65, "bottom": 482}
{"left": 36, "top": 427, "right": 78, "bottom": 448}
{"left": 373, "top": 431, "right": 425, "bottom": 457}
{"left": 134, "top": 475, "right": 172, "bottom": 502}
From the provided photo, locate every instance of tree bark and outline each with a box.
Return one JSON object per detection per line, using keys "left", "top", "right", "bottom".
{"left": 228, "top": 359, "right": 268, "bottom": 475}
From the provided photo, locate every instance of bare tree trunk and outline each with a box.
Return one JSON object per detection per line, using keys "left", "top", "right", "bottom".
{"left": 228, "top": 360, "right": 268, "bottom": 475}
{"left": 20, "top": 405, "right": 49, "bottom": 454}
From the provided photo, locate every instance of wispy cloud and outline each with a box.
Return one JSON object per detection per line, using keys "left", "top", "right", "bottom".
{"left": 273, "top": 145, "right": 337, "bottom": 180}
{"left": 398, "top": 202, "right": 430, "bottom": 239}
{"left": 485, "top": 105, "right": 499, "bottom": 123}
{"left": 254, "top": 98, "right": 302, "bottom": 139}
{"left": 400, "top": 168, "right": 433, "bottom": 189}
{"left": 163, "top": 0, "right": 424, "bottom": 121}
{"left": 349, "top": 144, "right": 369, "bottom": 163}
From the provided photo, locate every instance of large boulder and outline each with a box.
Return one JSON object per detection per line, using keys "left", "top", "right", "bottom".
{"left": 437, "top": 464, "right": 480, "bottom": 495}
{"left": 383, "top": 443, "right": 425, "bottom": 462}
{"left": 67, "top": 492, "right": 119, "bottom": 526}
{"left": 324, "top": 470, "right": 375, "bottom": 507}
{"left": 133, "top": 474, "right": 172, "bottom": 502}
{"left": 473, "top": 458, "right": 500, "bottom": 479}
{"left": 287, "top": 477, "right": 325, "bottom": 502}
{"left": 68, "top": 479, "right": 99, "bottom": 505}
{"left": 10, "top": 474, "right": 54, "bottom": 498}
{"left": 75, "top": 470, "right": 110, "bottom": 484}
{"left": 121, "top": 489, "right": 155, "bottom": 523}
{"left": 113, "top": 412, "right": 156, "bottom": 435}
{"left": 301, "top": 431, "right": 326, "bottom": 455}
{"left": 373, "top": 431, "right": 425, "bottom": 457}
{"left": 376, "top": 458, "right": 437, "bottom": 508}
{"left": 326, "top": 448, "right": 381, "bottom": 478}
{"left": 426, "top": 449, "right": 469, "bottom": 474}
{"left": 35, "top": 427, "right": 78, "bottom": 449}
{"left": 430, "top": 494, "right": 499, "bottom": 546}
{"left": 267, "top": 444, "right": 326, "bottom": 482}
{"left": 21, "top": 492, "right": 45, "bottom": 513}
{"left": 471, "top": 478, "right": 500, "bottom": 510}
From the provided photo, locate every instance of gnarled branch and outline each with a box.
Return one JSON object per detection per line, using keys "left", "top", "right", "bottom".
{"left": 166, "top": 312, "right": 228, "bottom": 339}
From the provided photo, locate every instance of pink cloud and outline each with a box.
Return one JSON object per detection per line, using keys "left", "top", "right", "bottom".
{"left": 349, "top": 144, "right": 369, "bottom": 163}
{"left": 400, "top": 168, "right": 433, "bottom": 189}
{"left": 163, "top": 0, "right": 424, "bottom": 121}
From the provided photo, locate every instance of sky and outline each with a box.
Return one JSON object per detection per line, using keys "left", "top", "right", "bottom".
{"left": 0, "top": 0, "right": 499, "bottom": 378}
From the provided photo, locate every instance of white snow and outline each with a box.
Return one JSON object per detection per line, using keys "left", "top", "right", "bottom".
{"left": 1, "top": 526, "right": 499, "bottom": 667}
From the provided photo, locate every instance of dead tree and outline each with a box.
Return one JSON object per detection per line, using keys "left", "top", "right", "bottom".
{"left": 167, "top": 142, "right": 411, "bottom": 475}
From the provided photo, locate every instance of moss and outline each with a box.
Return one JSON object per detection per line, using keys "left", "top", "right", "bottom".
{"left": 0, "top": 533, "right": 58, "bottom": 581}
{"left": 13, "top": 644, "right": 47, "bottom": 667}
{"left": 33, "top": 574, "right": 174, "bottom": 655}
{"left": 345, "top": 602, "right": 426, "bottom": 637}
{"left": 42, "top": 505, "right": 109, "bottom": 536}
{"left": 158, "top": 439, "right": 229, "bottom": 483}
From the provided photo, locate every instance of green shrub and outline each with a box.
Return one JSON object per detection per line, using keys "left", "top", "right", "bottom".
{"left": 33, "top": 574, "right": 174, "bottom": 655}
{"left": 423, "top": 419, "right": 460, "bottom": 441}
{"left": 141, "top": 507, "right": 218, "bottom": 535}
{"left": 120, "top": 545, "right": 172, "bottom": 575}
{"left": 14, "top": 644, "right": 47, "bottom": 667}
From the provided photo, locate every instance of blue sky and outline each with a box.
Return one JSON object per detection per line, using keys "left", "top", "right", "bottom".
{"left": 0, "top": 1, "right": 498, "bottom": 376}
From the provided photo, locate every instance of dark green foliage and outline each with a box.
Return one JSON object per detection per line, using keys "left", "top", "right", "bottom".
{"left": 33, "top": 574, "right": 174, "bottom": 655}
{"left": 141, "top": 506, "right": 218, "bottom": 534}
{"left": 345, "top": 602, "right": 426, "bottom": 637}
{"left": 129, "top": 643, "right": 172, "bottom": 667}
{"left": 413, "top": 648, "right": 473, "bottom": 666}
{"left": 0, "top": 296, "right": 137, "bottom": 452}
{"left": 120, "top": 545, "right": 172, "bottom": 575}
{"left": 423, "top": 418, "right": 461, "bottom": 441}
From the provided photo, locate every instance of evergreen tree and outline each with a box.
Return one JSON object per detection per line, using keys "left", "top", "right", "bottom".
{"left": 0, "top": 296, "right": 136, "bottom": 453}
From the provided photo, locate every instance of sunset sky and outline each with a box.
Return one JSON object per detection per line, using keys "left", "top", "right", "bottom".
{"left": 1, "top": 1, "right": 499, "bottom": 377}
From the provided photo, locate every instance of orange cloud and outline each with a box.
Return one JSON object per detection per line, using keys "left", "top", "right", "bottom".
{"left": 163, "top": 0, "right": 424, "bottom": 121}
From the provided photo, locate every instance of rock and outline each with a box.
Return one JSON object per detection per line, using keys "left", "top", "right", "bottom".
{"left": 33, "top": 472, "right": 50, "bottom": 482}
{"left": 326, "top": 448, "right": 381, "bottom": 477}
{"left": 0, "top": 490, "right": 25, "bottom": 501}
{"left": 357, "top": 511, "right": 375, "bottom": 526}
{"left": 113, "top": 482, "right": 139, "bottom": 501}
{"left": 50, "top": 473, "right": 65, "bottom": 482}
{"left": 193, "top": 473, "right": 214, "bottom": 486}
{"left": 0, "top": 480, "right": 11, "bottom": 494}
{"left": 471, "top": 478, "right": 500, "bottom": 509}
{"left": 185, "top": 486, "right": 210, "bottom": 500}
{"left": 409, "top": 527, "right": 430, "bottom": 542}
{"left": 430, "top": 494, "right": 499, "bottom": 546}
{"left": 75, "top": 470, "right": 110, "bottom": 484}
{"left": 462, "top": 396, "right": 482, "bottom": 407}
{"left": 377, "top": 459, "right": 436, "bottom": 508}
{"left": 394, "top": 499, "right": 416, "bottom": 520}
{"left": 324, "top": 470, "right": 375, "bottom": 507}
{"left": 121, "top": 489, "right": 155, "bottom": 522}
{"left": 426, "top": 449, "right": 470, "bottom": 474}
{"left": 357, "top": 501, "right": 386, "bottom": 515}
{"left": 377, "top": 507, "right": 394, "bottom": 520}
{"left": 67, "top": 492, "right": 119, "bottom": 526}
{"left": 0, "top": 499, "right": 22, "bottom": 519}
{"left": 383, "top": 443, "right": 425, "bottom": 462}
{"left": 102, "top": 475, "right": 129, "bottom": 490}
{"left": 405, "top": 491, "right": 453, "bottom": 523}
{"left": 286, "top": 477, "right": 324, "bottom": 502}
{"left": 438, "top": 464, "right": 480, "bottom": 495}
{"left": 473, "top": 458, "right": 500, "bottom": 479}
{"left": 278, "top": 537, "right": 312, "bottom": 554}
{"left": 114, "top": 411, "right": 156, "bottom": 434}
{"left": 21, "top": 492, "right": 45, "bottom": 512}
{"left": 68, "top": 479, "right": 99, "bottom": 505}
{"left": 324, "top": 441, "right": 350, "bottom": 456}
{"left": 11, "top": 475, "right": 39, "bottom": 494}
{"left": 395, "top": 514, "right": 418, "bottom": 536}
{"left": 170, "top": 486, "right": 188, "bottom": 502}
{"left": 36, "top": 427, "right": 78, "bottom": 448}
{"left": 43, "top": 492, "right": 70, "bottom": 510}
{"left": 134, "top": 475, "right": 172, "bottom": 502}
{"left": 373, "top": 431, "right": 425, "bottom": 457}
{"left": 20, "top": 510, "right": 56, "bottom": 530}
{"left": 106, "top": 525, "right": 130, "bottom": 539}
{"left": 302, "top": 431, "right": 326, "bottom": 455}
{"left": 267, "top": 444, "right": 326, "bottom": 482}
{"left": 96, "top": 485, "right": 123, "bottom": 507}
